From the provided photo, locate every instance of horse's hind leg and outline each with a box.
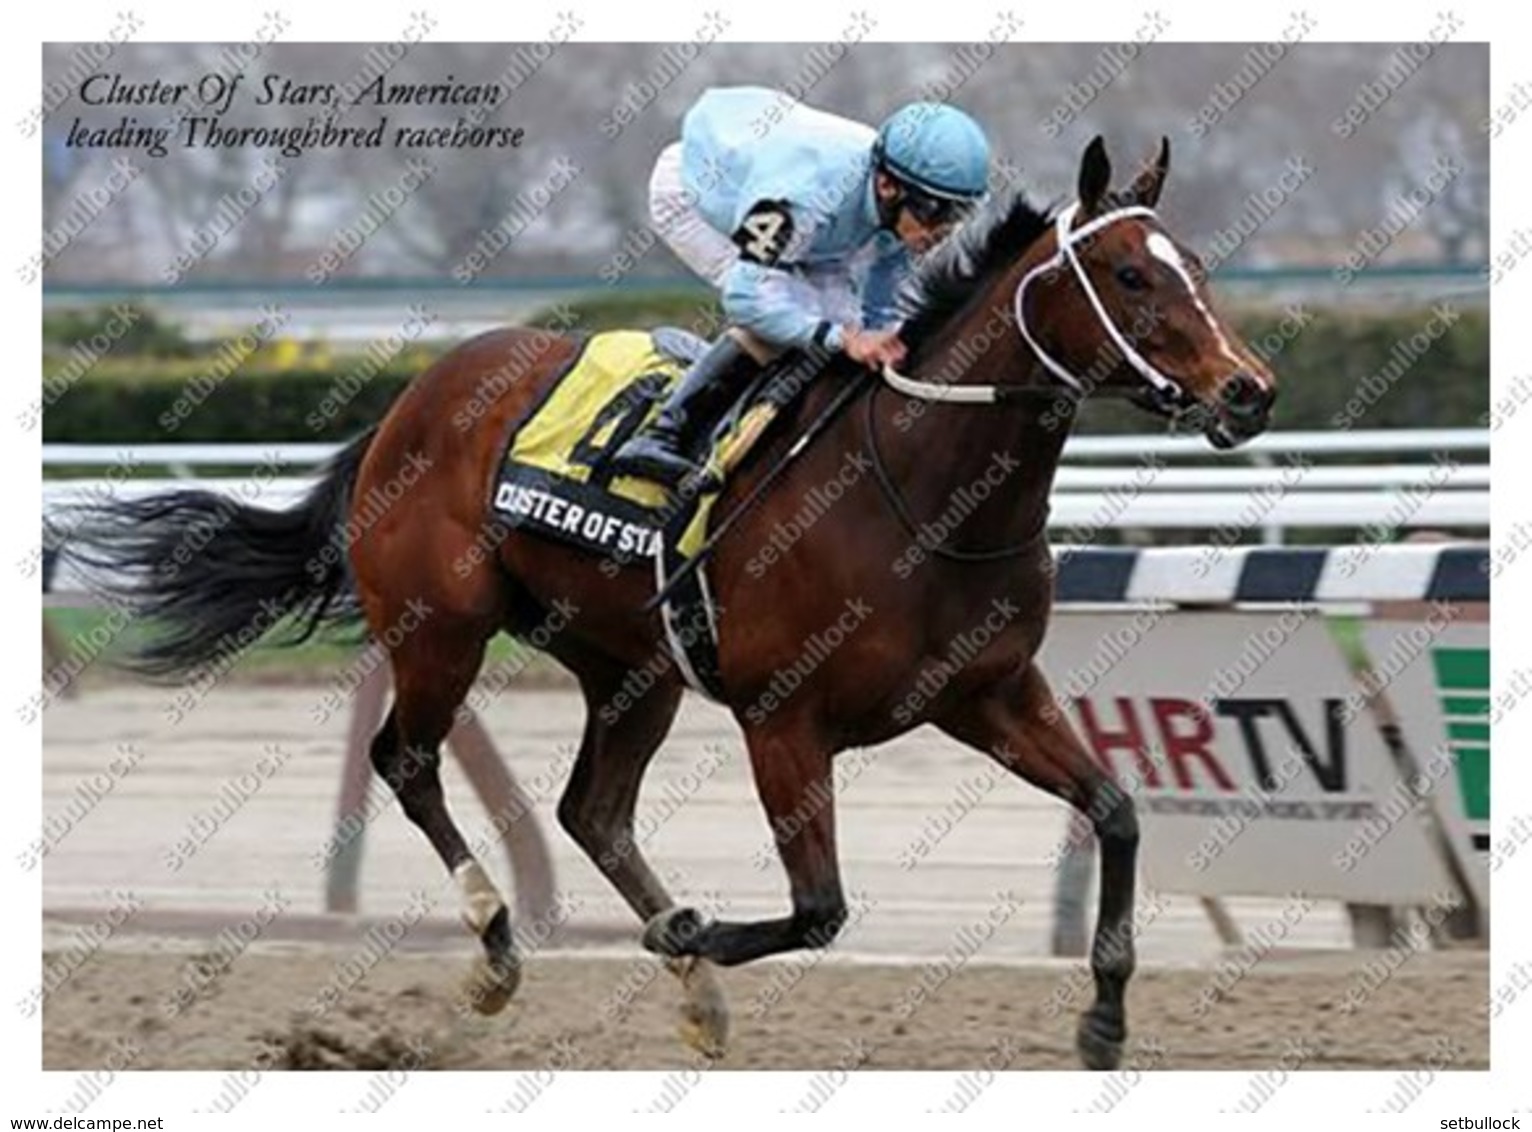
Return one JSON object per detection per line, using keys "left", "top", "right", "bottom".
{"left": 371, "top": 611, "right": 521, "bottom": 1016}
{"left": 553, "top": 650, "right": 729, "bottom": 1057}
{"left": 937, "top": 662, "right": 1139, "bottom": 1071}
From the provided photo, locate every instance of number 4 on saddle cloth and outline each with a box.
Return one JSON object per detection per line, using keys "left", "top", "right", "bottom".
{"left": 492, "top": 326, "right": 803, "bottom": 699}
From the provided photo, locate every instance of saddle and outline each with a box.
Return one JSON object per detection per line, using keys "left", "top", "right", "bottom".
{"left": 493, "top": 327, "right": 800, "bottom": 699}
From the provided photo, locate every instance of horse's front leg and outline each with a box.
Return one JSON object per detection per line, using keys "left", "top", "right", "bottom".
{"left": 642, "top": 714, "right": 847, "bottom": 967}
{"left": 937, "top": 662, "right": 1139, "bottom": 1071}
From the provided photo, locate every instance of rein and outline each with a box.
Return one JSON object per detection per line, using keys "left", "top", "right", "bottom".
{"left": 863, "top": 382, "right": 1050, "bottom": 563}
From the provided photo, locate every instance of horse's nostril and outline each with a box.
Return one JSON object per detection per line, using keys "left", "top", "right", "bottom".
{"left": 1222, "top": 373, "right": 1271, "bottom": 417}
{"left": 1223, "top": 373, "right": 1254, "bottom": 403}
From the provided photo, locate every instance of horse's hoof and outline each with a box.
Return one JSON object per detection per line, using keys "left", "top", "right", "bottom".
{"left": 460, "top": 953, "right": 522, "bottom": 1016}
{"left": 678, "top": 996, "right": 729, "bottom": 1060}
{"left": 642, "top": 907, "right": 708, "bottom": 958}
{"left": 668, "top": 957, "right": 729, "bottom": 1060}
{"left": 1076, "top": 1013, "right": 1124, "bottom": 1071}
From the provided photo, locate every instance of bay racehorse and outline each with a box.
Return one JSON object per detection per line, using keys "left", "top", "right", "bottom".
{"left": 69, "top": 136, "right": 1275, "bottom": 1069}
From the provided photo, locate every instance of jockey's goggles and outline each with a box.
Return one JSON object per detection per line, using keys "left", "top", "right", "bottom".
{"left": 898, "top": 185, "right": 975, "bottom": 228}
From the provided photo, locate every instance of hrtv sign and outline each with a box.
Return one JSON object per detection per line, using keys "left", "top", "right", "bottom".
{"left": 1038, "top": 612, "right": 1457, "bottom": 902}
{"left": 1074, "top": 696, "right": 1348, "bottom": 795}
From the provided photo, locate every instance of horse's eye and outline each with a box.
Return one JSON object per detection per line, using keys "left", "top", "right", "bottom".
{"left": 1116, "top": 265, "right": 1149, "bottom": 291}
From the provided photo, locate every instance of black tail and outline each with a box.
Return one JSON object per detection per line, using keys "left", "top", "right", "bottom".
{"left": 53, "top": 427, "right": 379, "bottom": 681}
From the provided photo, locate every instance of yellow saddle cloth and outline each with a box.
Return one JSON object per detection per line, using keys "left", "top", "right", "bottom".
{"left": 494, "top": 329, "right": 776, "bottom": 563}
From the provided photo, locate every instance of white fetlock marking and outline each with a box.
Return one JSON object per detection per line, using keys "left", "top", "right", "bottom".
{"left": 454, "top": 860, "right": 503, "bottom": 937}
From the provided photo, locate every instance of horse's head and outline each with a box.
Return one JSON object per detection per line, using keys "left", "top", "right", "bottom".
{"left": 1016, "top": 136, "right": 1277, "bottom": 448}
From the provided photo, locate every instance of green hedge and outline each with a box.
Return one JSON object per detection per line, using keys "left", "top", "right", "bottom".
{"left": 42, "top": 299, "right": 1486, "bottom": 442}
{"left": 44, "top": 305, "right": 201, "bottom": 359}
{"left": 42, "top": 358, "right": 426, "bottom": 443}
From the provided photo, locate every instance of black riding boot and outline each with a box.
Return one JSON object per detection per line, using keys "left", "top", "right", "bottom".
{"left": 608, "top": 335, "right": 756, "bottom": 488}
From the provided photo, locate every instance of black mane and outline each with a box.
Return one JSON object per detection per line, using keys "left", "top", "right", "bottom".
{"left": 896, "top": 191, "right": 1057, "bottom": 360}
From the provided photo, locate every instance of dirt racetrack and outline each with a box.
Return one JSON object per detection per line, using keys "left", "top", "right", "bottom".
{"left": 43, "top": 944, "right": 1486, "bottom": 1072}
{"left": 41, "top": 686, "right": 1488, "bottom": 1071}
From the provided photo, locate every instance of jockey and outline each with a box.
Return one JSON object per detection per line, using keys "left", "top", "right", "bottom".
{"left": 607, "top": 85, "right": 991, "bottom": 489}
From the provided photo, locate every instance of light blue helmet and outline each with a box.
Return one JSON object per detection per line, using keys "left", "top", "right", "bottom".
{"left": 873, "top": 102, "right": 991, "bottom": 202}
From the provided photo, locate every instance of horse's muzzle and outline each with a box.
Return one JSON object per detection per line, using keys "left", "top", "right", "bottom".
{"left": 1207, "top": 372, "right": 1275, "bottom": 448}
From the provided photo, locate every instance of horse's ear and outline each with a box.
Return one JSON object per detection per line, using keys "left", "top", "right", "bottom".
{"left": 1078, "top": 135, "right": 1111, "bottom": 216}
{"left": 1129, "top": 136, "right": 1171, "bottom": 208}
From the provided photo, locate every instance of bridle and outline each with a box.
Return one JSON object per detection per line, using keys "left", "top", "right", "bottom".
{"left": 880, "top": 200, "right": 1204, "bottom": 422}
{"left": 868, "top": 199, "right": 1211, "bottom": 562}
